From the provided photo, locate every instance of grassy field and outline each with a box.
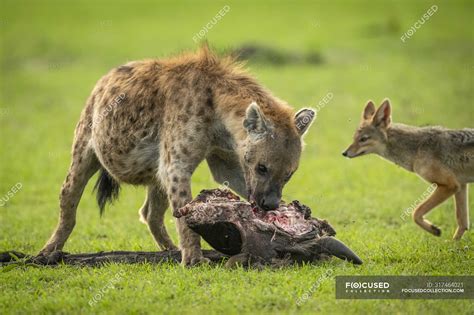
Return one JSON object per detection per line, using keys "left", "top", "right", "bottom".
{"left": 1, "top": 0, "right": 473, "bottom": 314}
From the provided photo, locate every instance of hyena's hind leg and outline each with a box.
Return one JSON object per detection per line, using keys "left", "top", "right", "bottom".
{"left": 139, "top": 185, "right": 177, "bottom": 250}
{"left": 40, "top": 139, "right": 100, "bottom": 254}
{"left": 453, "top": 184, "right": 469, "bottom": 240}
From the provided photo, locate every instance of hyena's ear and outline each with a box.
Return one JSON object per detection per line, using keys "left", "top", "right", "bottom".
{"left": 373, "top": 99, "right": 392, "bottom": 128}
{"left": 361, "top": 100, "right": 376, "bottom": 121}
{"left": 243, "top": 102, "right": 269, "bottom": 137}
{"left": 294, "top": 108, "right": 315, "bottom": 136}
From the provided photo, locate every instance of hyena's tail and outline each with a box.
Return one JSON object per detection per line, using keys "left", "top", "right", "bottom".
{"left": 93, "top": 167, "right": 121, "bottom": 216}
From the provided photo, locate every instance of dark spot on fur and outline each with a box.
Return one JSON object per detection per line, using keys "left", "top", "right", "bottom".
{"left": 178, "top": 115, "right": 189, "bottom": 123}
{"left": 206, "top": 87, "right": 214, "bottom": 109}
{"left": 181, "top": 147, "right": 190, "bottom": 155}
{"left": 117, "top": 65, "right": 134, "bottom": 74}
{"left": 130, "top": 78, "right": 139, "bottom": 86}
{"left": 235, "top": 109, "right": 245, "bottom": 117}
{"left": 110, "top": 86, "right": 119, "bottom": 95}
{"left": 172, "top": 176, "right": 179, "bottom": 183}
{"left": 171, "top": 187, "right": 177, "bottom": 194}
{"left": 179, "top": 190, "right": 188, "bottom": 197}
{"left": 197, "top": 108, "right": 205, "bottom": 117}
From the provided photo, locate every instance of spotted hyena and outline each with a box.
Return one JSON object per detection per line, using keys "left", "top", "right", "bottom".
{"left": 40, "top": 46, "right": 315, "bottom": 265}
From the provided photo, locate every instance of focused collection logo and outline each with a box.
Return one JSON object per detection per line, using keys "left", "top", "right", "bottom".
{"left": 344, "top": 281, "right": 390, "bottom": 294}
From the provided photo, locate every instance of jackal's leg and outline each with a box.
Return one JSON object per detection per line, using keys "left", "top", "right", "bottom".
{"left": 139, "top": 184, "right": 177, "bottom": 250}
{"left": 40, "top": 142, "right": 100, "bottom": 254}
{"left": 453, "top": 184, "right": 469, "bottom": 240}
{"left": 412, "top": 184, "right": 458, "bottom": 236}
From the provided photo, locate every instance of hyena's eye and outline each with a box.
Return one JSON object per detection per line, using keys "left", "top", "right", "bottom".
{"left": 257, "top": 164, "right": 268, "bottom": 175}
{"left": 359, "top": 135, "right": 370, "bottom": 143}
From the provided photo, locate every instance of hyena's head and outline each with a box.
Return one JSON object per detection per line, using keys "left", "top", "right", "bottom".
{"left": 342, "top": 99, "right": 392, "bottom": 158}
{"left": 242, "top": 102, "right": 315, "bottom": 210}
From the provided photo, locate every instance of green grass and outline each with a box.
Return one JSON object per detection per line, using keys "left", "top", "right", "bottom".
{"left": 1, "top": 0, "right": 473, "bottom": 314}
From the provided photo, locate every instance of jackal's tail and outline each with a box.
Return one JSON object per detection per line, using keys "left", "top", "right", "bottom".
{"left": 93, "top": 167, "right": 120, "bottom": 216}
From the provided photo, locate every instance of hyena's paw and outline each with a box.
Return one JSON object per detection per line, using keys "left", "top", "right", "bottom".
{"left": 181, "top": 249, "right": 210, "bottom": 267}
{"left": 33, "top": 250, "right": 66, "bottom": 265}
{"left": 38, "top": 243, "right": 61, "bottom": 256}
{"left": 430, "top": 224, "right": 442, "bottom": 237}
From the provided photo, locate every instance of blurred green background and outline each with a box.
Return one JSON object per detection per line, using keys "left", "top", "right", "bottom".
{"left": 0, "top": 0, "right": 473, "bottom": 314}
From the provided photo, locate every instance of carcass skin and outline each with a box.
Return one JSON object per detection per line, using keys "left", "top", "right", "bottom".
{"left": 175, "top": 189, "right": 363, "bottom": 267}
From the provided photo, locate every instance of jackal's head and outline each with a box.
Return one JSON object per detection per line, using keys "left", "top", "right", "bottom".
{"left": 242, "top": 102, "right": 315, "bottom": 210}
{"left": 342, "top": 99, "right": 392, "bottom": 158}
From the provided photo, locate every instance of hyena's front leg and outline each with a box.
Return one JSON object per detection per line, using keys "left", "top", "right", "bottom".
{"left": 167, "top": 169, "right": 207, "bottom": 266}
{"left": 161, "top": 145, "right": 208, "bottom": 266}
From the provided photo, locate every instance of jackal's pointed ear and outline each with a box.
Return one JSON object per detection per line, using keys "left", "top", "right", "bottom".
{"left": 362, "top": 100, "right": 376, "bottom": 121}
{"left": 243, "top": 102, "right": 268, "bottom": 137}
{"left": 373, "top": 99, "right": 392, "bottom": 128}
{"left": 294, "top": 108, "right": 315, "bottom": 136}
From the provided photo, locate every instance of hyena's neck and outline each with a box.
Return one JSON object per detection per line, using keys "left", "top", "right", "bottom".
{"left": 212, "top": 75, "right": 295, "bottom": 155}
{"left": 380, "top": 123, "right": 421, "bottom": 172}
